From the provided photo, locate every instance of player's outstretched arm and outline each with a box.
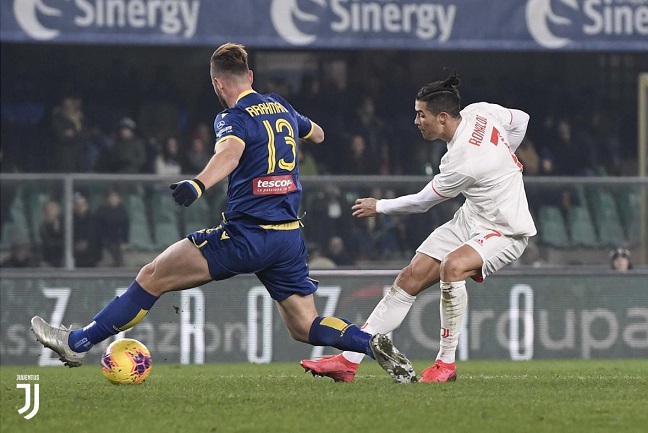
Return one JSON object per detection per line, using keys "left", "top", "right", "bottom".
{"left": 196, "top": 138, "right": 244, "bottom": 188}
{"left": 365, "top": 181, "right": 449, "bottom": 216}
{"left": 170, "top": 138, "right": 244, "bottom": 207}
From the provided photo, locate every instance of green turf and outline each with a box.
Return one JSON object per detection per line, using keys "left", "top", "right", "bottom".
{"left": 1, "top": 360, "right": 647, "bottom": 433}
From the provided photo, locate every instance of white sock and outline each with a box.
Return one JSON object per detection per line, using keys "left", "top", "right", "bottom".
{"left": 341, "top": 284, "right": 416, "bottom": 364}
{"left": 436, "top": 280, "right": 467, "bottom": 364}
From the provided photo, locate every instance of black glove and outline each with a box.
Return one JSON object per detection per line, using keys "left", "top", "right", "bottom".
{"left": 170, "top": 179, "right": 205, "bottom": 207}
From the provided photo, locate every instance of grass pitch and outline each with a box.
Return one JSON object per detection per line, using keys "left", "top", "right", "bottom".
{"left": 1, "top": 360, "right": 646, "bottom": 433}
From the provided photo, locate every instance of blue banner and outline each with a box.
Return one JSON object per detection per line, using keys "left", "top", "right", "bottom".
{"left": 2, "top": 0, "right": 647, "bottom": 51}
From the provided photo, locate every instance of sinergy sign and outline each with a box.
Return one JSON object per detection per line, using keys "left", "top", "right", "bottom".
{"left": 13, "top": 0, "right": 200, "bottom": 41}
{"left": 270, "top": 0, "right": 456, "bottom": 46}
{"left": 526, "top": 0, "right": 648, "bottom": 49}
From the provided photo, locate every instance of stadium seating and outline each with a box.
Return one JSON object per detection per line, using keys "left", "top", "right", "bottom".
{"left": 7, "top": 187, "right": 31, "bottom": 238}
{"left": 85, "top": 183, "right": 108, "bottom": 211}
{"left": 0, "top": 222, "right": 29, "bottom": 250}
{"left": 537, "top": 206, "right": 570, "bottom": 248}
{"left": 24, "top": 185, "right": 60, "bottom": 244}
{"left": 617, "top": 187, "right": 640, "bottom": 245}
{"left": 588, "top": 189, "right": 625, "bottom": 247}
{"left": 150, "top": 191, "right": 181, "bottom": 247}
{"left": 566, "top": 206, "right": 599, "bottom": 248}
{"left": 124, "top": 192, "right": 154, "bottom": 250}
{"left": 153, "top": 222, "right": 181, "bottom": 247}
{"left": 182, "top": 197, "right": 211, "bottom": 233}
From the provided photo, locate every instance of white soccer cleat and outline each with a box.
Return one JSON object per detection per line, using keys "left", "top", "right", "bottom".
{"left": 31, "top": 316, "right": 87, "bottom": 367}
{"left": 370, "top": 334, "right": 417, "bottom": 384}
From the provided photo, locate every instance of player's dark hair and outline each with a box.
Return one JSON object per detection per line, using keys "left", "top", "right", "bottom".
{"left": 416, "top": 72, "right": 461, "bottom": 117}
{"left": 210, "top": 42, "right": 249, "bottom": 78}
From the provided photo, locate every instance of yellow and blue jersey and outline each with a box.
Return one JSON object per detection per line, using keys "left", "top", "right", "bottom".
{"left": 214, "top": 90, "right": 315, "bottom": 222}
{"left": 187, "top": 90, "right": 318, "bottom": 301}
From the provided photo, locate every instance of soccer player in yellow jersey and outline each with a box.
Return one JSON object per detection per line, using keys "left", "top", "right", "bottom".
{"left": 31, "top": 43, "right": 415, "bottom": 384}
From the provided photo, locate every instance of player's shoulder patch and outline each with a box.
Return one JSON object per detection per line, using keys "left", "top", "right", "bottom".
{"left": 214, "top": 109, "right": 243, "bottom": 142}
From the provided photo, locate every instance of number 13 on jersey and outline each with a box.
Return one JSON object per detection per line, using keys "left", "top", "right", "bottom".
{"left": 263, "top": 118, "right": 296, "bottom": 174}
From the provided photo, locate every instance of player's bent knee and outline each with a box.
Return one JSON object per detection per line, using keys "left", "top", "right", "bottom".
{"left": 136, "top": 261, "right": 155, "bottom": 282}
{"left": 136, "top": 261, "right": 165, "bottom": 296}
{"left": 440, "top": 256, "right": 465, "bottom": 282}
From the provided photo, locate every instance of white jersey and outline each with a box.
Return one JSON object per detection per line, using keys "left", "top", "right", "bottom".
{"left": 432, "top": 102, "right": 537, "bottom": 236}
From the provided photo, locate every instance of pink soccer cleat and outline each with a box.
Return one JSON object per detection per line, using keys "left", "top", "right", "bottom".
{"left": 300, "top": 354, "right": 359, "bottom": 383}
{"left": 420, "top": 360, "right": 457, "bottom": 383}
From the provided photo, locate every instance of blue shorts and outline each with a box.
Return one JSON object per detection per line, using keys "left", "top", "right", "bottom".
{"left": 187, "top": 218, "right": 318, "bottom": 301}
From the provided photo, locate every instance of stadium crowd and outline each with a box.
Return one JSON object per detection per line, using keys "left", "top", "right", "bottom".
{"left": 0, "top": 48, "right": 642, "bottom": 268}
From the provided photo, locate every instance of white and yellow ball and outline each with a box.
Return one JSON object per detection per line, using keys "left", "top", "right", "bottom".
{"left": 101, "top": 338, "right": 152, "bottom": 385}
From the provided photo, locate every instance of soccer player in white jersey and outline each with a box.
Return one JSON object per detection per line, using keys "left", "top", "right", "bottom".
{"left": 301, "top": 73, "right": 537, "bottom": 383}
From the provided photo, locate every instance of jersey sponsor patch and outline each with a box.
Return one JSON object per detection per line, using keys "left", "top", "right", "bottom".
{"left": 216, "top": 125, "right": 233, "bottom": 139}
{"left": 252, "top": 175, "right": 297, "bottom": 195}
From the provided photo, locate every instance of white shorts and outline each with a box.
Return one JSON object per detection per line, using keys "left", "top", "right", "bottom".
{"left": 416, "top": 208, "right": 529, "bottom": 281}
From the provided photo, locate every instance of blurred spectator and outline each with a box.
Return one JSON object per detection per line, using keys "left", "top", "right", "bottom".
{"left": 327, "top": 236, "right": 355, "bottom": 266}
{"left": 264, "top": 77, "right": 294, "bottom": 100}
{"left": 348, "top": 94, "right": 395, "bottom": 172}
{"left": 39, "top": 199, "right": 64, "bottom": 267}
{"left": 51, "top": 96, "right": 88, "bottom": 172}
{"left": 609, "top": 247, "right": 632, "bottom": 272}
{"left": 409, "top": 143, "right": 436, "bottom": 176}
{"left": 183, "top": 124, "right": 213, "bottom": 174}
{"left": 352, "top": 187, "right": 409, "bottom": 261}
{"left": 547, "top": 119, "right": 595, "bottom": 176}
{"left": 341, "top": 134, "right": 378, "bottom": 174}
{"left": 193, "top": 122, "right": 213, "bottom": 145}
{"left": 296, "top": 74, "right": 322, "bottom": 115}
{"left": 155, "top": 136, "right": 183, "bottom": 176}
{"left": 109, "top": 117, "right": 146, "bottom": 173}
{"left": 577, "top": 111, "right": 624, "bottom": 176}
{"left": 303, "top": 186, "right": 353, "bottom": 249}
{"left": 307, "top": 244, "right": 336, "bottom": 269}
{"left": 515, "top": 138, "right": 540, "bottom": 175}
{"left": 1, "top": 44, "right": 644, "bottom": 177}
{"left": 0, "top": 238, "right": 35, "bottom": 268}
{"left": 539, "top": 148, "right": 556, "bottom": 176}
{"left": 96, "top": 188, "right": 130, "bottom": 267}
{"left": 72, "top": 192, "right": 101, "bottom": 267}
{"left": 295, "top": 73, "right": 340, "bottom": 173}
{"left": 83, "top": 128, "right": 113, "bottom": 173}
{"left": 298, "top": 145, "right": 319, "bottom": 176}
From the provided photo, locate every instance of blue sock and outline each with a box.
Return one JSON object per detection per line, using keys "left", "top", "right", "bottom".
{"left": 308, "top": 316, "right": 375, "bottom": 359}
{"left": 68, "top": 281, "right": 158, "bottom": 352}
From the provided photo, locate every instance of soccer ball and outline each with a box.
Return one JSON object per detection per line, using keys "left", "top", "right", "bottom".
{"left": 101, "top": 338, "right": 152, "bottom": 385}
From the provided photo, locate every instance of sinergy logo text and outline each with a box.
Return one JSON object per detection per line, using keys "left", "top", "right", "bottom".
{"left": 14, "top": 0, "right": 200, "bottom": 41}
{"left": 270, "top": 0, "right": 456, "bottom": 46}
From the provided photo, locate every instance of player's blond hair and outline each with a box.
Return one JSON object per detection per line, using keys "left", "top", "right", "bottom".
{"left": 210, "top": 43, "right": 249, "bottom": 78}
